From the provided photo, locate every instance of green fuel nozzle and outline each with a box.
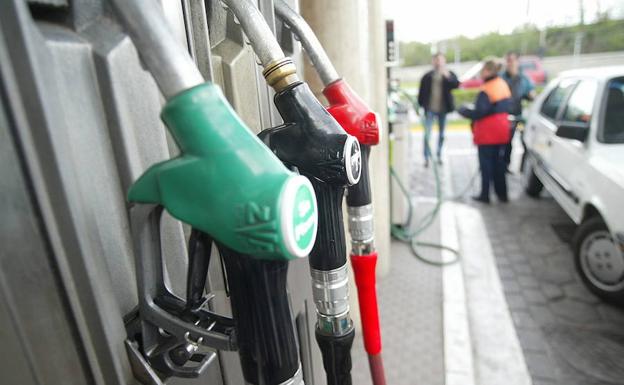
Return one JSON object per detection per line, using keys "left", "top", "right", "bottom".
{"left": 110, "top": 0, "right": 317, "bottom": 262}
{"left": 128, "top": 83, "right": 317, "bottom": 261}
{"left": 112, "top": 0, "right": 318, "bottom": 382}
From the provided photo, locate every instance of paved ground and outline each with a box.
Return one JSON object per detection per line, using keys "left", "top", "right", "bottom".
{"left": 352, "top": 126, "right": 624, "bottom": 385}
{"left": 447, "top": 129, "right": 624, "bottom": 385}
{"left": 351, "top": 239, "right": 445, "bottom": 385}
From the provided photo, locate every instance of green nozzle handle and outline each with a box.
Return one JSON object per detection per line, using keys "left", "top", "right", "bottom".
{"left": 128, "top": 83, "right": 318, "bottom": 261}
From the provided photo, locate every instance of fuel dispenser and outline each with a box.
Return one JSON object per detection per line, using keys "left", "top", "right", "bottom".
{"left": 110, "top": 0, "right": 317, "bottom": 384}
{"left": 273, "top": 2, "right": 386, "bottom": 384}
{"left": 220, "top": 1, "right": 362, "bottom": 384}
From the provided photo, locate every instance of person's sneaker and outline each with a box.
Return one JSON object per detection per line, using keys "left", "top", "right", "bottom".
{"left": 499, "top": 196, "right": 509, "bottom": 203}
{"left": 437, "top": 158, "right": 443, "bottom": 165}
{"left": 471, "top": 195, "right": 490, "bottom": 204}
{"left": 505, "top": 167, "right": 514, "bottom": 174}
{"left": 424, "top": 159, "right": 429, "bottom": 168}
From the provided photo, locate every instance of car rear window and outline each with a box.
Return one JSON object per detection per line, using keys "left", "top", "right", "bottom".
{"left": 600, "top": 77, "right": 624, "bottom": 144}
{"left": 540, "top": 79, "right": 577, "bottom": 120}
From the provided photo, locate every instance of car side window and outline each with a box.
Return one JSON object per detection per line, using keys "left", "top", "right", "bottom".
{"left": 540, "top": 79, "right": 576, "bottom": 120}
{"left": 600, "top": 77, "right": 624, "bottom": 144}
{"left": 562, "top": 80, "right": 598, "bottom": 124}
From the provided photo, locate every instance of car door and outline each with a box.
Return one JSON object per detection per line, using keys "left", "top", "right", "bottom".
{"left": 528, "top": 78, "right": 577, "bottom": 170}
{"left": 549, "top": 78, "right": 599, "bottom": 221}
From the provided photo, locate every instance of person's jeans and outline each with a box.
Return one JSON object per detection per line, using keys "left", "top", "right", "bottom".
{"left": 423, "top": 110, "right": 446, "bottom": 161}
{"left": 477, "top": 144, "right": 508, "bottom": 201}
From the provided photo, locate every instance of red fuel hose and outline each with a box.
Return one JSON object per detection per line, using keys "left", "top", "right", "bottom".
{"left": 324, "top": 79, "right": 386, "bottom": 385}
{"left": 350, "top": 252, "right": 382, "bottom": 355}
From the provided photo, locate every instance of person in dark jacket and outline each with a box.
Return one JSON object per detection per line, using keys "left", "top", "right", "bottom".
{"left": 418, "top": 53, "right": 460, "bottom": 167}
{"left": 501, "top": 51, "right": 536, "bottom": 171}
{"left": 458, "top": 59, "right": 512, "bottom": 204}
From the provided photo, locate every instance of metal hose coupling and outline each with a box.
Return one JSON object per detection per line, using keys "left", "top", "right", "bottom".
{"left": 347, "top": 204, "right": 375, "bottom": 255}
{"left": 263, "top": 57, "right": 300, "bottom": 93}
{"left": 310, "top": 264, "right": 353, "bottom": 336}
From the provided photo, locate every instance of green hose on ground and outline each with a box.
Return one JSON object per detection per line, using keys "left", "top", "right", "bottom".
{"left": 389, "top": 89, "right": 478, "bottom": 266}
{"left": 389, "top": 156, "right": 461, "bottom": 266}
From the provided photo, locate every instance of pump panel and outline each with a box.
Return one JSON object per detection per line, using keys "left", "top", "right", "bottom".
{"left": 0, "top": 0, "right": 322, "bottom": 384}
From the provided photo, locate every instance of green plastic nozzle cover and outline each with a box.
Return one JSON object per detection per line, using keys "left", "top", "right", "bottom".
{"left": 128, "top": 83, "right": 318, "bottom": 261}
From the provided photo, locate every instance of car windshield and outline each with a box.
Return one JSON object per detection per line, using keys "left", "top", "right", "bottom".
{"left": 601, "top": 76, "right": 624, "bottom": 144}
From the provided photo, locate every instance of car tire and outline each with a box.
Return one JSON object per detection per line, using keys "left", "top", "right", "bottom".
{"left": 523, "top": 161, "right": 543, "bottom": 198}
{"left": 573, "top": 216, "right": 624, "bottom": 306}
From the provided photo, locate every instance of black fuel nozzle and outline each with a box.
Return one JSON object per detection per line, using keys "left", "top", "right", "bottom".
{"left": 260, "top": 81, "right": 361, "bottom": 188}
{"left": 258, "top": 76, "right": 361, "bottom": 301}
{"left": 166, "top": 228, "right": 304, "bottom": 385}
{"left": 259, "top": 80, "right": 360, "bottom": 385}
{"left": 259, "top": 81, "right": 361, "bottom": 270}
{"left": 219, "top": 2, "right": 361, "bottom": 383}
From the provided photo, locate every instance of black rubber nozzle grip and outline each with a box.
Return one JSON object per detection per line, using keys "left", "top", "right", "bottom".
{"left": 346, "top": 145, "right": 372, "bottom": 207}
{"left": 315, "top": 329, "right": 355, "bottom": 385}
{"left": 219, "top": 247, "right": 300, "bottom": 385}
{"left": 306, "top": 177, "right": 347, "bottom": 271}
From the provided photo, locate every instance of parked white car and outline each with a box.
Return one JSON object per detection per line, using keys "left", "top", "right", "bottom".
{"left": 523, "top": 66, "right": 624, "bottom": 304}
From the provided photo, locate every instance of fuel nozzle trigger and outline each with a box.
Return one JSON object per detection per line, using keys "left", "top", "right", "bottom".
{"left": 125, "top": 205, "right": 237, "bottom": 383}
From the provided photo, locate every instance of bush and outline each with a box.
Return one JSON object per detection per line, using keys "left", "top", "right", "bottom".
{"left": 400, "top": 18, "right": 624, "bottom": 67}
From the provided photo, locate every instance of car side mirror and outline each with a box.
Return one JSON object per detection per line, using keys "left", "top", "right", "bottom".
{"left": 555, "top": 121, "right": 589, "bottom": 142}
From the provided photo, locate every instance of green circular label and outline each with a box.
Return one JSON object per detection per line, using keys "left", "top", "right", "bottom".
{"left": 292, "top": 184, "right": 316, "bottom": 251}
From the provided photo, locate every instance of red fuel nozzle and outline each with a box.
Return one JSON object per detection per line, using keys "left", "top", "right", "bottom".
{"left": 323, "top": 79, "right": 380, "bottom": 146}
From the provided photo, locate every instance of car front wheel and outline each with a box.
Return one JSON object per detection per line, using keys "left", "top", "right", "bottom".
{"left": 573, "top": 216, "right": 624, "bottom": 306}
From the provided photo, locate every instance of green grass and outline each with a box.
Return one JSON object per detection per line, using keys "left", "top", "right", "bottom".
{"left": 399, "top": 80, "right": 420, "bottom": 90}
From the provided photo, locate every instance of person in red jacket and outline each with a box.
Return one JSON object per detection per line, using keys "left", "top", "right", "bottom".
{"left": 458, "top": 59, "right": 512, "bottom": 203}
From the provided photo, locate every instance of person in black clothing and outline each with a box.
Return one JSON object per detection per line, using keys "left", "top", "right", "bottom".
{"left": 418, "top": 53, "right": 460, "bottom": 167}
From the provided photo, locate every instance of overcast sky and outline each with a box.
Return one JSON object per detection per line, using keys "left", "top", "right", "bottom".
{"left": 383, "top": 0, "right": 624, "bottom": 43}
